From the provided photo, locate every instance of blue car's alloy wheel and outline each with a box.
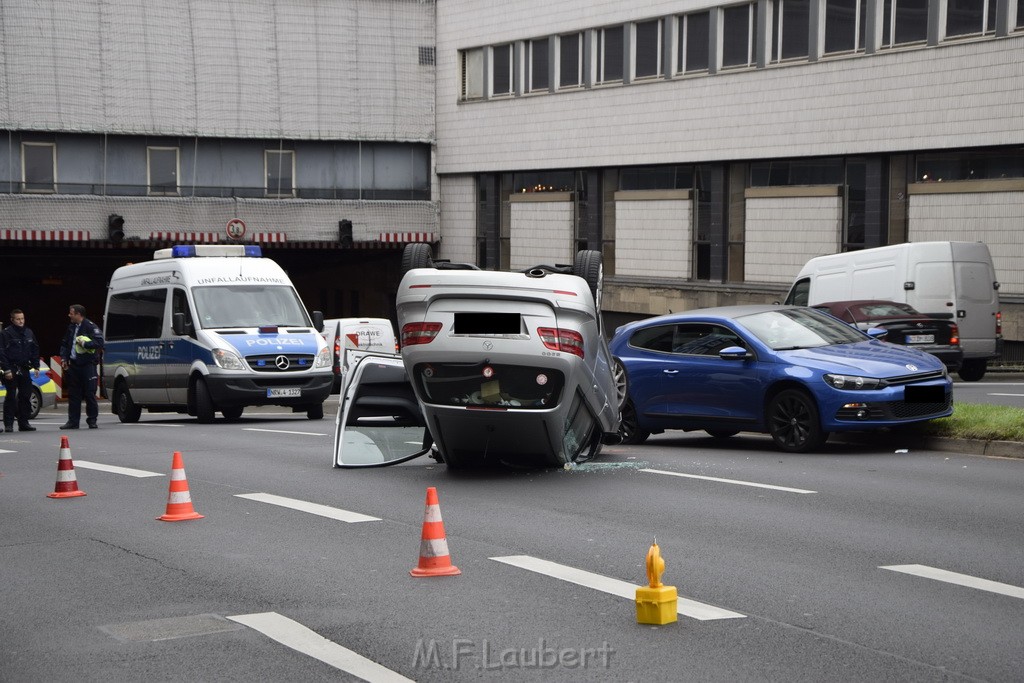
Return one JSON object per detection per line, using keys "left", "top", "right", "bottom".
{"left": 768, "top": 389, "right": 826, "bottom": 453}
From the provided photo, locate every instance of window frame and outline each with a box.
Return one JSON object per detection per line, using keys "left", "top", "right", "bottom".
{"left": 558, "top": 32, "right": 583, "bottom": 89}
{"left": 460, "top": 47, "right": 485, "bottom": 101}
{"left": 633, "top": 18, "right": 664, "bottom": 80}
{"left": 945, "top": 0, "right": 997, "bottom": 39}
{"left": 721, "top": 3, "right": 756, "bottom": 70}
{"left": 597, "top": 24, "right": 625, "bottom": 84}
{"left": 771, "top": 0, "right": 811, "bottom": 63}
{"left": 491, "top": 43, "right": 514, "bottom": 97}
{"left": 265, "top": 149, "right": 296, "bottom": 198}
{"left": 147, "top": 146, "right": 180, "bottom": 196}
{"left": 882, "top": 0, "right": 929, "bottom": 48}
{"left": 21, "top": 141, "right": 56, "bottom": 194}
{"left": 824, "top": 0, "right": 866, "bottom": 55}
{"left": 528, "top": 37, "right": 550, "bottom": 92}
{"left": 678, "top": 11, "right": 711, "bottom": 74}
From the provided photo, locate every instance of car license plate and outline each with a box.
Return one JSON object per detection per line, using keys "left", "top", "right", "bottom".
{"left": 905, "top": 334, "right": 934, "bottom": 344}
{"left": 905, "top": 385, "right": 944, "bottom": 403}
{"left": 267, "top": 387, "right": 301, "bottom": 398}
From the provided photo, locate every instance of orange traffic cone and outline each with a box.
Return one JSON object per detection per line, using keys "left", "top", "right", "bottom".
{"left": 158, "top": 451, "right": 204, "bottom": 521}
{"left": 410, "top": 486, "right": 460, "bottom": 577}
{"left": 47, "top": 435, "right": 86, "bottom": 498}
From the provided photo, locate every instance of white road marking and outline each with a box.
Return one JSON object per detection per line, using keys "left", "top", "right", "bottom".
{"left": 0, "top": 449, "right": 16, "bottom": 454}
{"left": 641, "top": 468, "right": 816, "bottom": 494}
{"left": 881, "top": 564, "right": 1024, "bottom": 599}
{"left": 227, "top": 612, "right": 413, "bottom": 682}
{"left": 243, "top": 428, "right": 327, "bottom": 436}
{"left": 491, "top": 555, "right": 745, "bottom": 621}
{"left": 988, "top": 393, "right": 1024, "bottom": 397}
{"left": 73, "top": 460, "right": 164, "bottom": 478}
{"left": 122, "top": 423, "right": 184, "bottom": 427}
{"left": 234, "top": 492, "right": 380, "bottom": 523}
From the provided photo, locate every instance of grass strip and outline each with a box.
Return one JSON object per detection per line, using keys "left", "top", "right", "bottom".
{"left": 916, "top": 402, "right": 1024, "bottom": 442}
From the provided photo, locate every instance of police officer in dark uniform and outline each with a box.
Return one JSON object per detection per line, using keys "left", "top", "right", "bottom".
{"left": 59, "top": 304, "right": 105, "bottom": 429}
{"left": 1, "top": 308, "right": 41, "bottom": 432}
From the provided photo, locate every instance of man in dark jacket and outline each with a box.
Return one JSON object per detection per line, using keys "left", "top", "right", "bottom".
{"left": 1, "top": 309, "right": 41, "bottom": 432}
{"left": 58, "top": 304, "right": 105, "bottom": 429}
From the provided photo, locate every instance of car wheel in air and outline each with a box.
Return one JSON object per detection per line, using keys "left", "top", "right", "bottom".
{"left": 29, "top": 386, "right": 42, "bottom": 420}
{"left": 193, "top": 378, "right": 216, "bottom": 424}
{"left": 706, "top": 429, "right": 739, "bottom": 439}
{"left": 572, "top": 249, "right": 603, "bottom": 310}
{"left": 618, "top": 400, "right": 650, "bottom": 445}
{"left": 957, "top": 359, "right": 986, "bottom": 382}
{"left": 612, "top": 359, "right": 629, "bottom": 411}
{"left": 221, "top": 406, "right": 243, "bottom": 421}
{"left": 401, "top": 243, "right": 434, "bottom": 274}
{"left": 114, "top": 383, "right": 142, "bottom": 423}
{"left": 767, "top": 389, "right": 826, "bottom": 453}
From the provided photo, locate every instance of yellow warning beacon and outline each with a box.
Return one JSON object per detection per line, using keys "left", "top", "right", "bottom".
{"left": 635, "top": 541, "right": 678, "bottom": 625}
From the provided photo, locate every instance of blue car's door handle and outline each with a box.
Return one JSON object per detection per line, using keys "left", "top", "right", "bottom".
{"left": 663, "top": 369, "right": 679, "bottom": 375}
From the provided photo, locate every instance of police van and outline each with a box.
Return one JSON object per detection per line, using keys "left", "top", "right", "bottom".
{"left": 102, "top": 245, "right": 332, "bottom": 423}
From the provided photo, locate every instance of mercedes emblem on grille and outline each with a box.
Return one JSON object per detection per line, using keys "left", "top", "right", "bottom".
{"left": 275, "top": 355, "right": 290, "bottom": 370}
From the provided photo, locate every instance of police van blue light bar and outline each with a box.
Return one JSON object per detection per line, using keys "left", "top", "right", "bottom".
{"left": 154, "top": 245, "right": 263, "bottom": 259}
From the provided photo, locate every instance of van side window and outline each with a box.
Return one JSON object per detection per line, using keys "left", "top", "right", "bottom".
{"left": 105, "top": 289, "right": 168, "bottom": 340}
{"left": 172, "top": 288, "right": 195, "bottom": 338}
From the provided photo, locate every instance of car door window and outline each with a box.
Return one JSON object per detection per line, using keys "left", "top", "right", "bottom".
{"left": 670, "top": 323, "right": 744, "bottom": 356}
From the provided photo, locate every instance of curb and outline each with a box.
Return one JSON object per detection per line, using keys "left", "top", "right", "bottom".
{"left": 833, "top": 433, "right": 1023, "bottom": 458}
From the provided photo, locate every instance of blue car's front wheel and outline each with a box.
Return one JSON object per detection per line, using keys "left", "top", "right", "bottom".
{"left": 767, "top": 389, "right": 827, "bottom": 453}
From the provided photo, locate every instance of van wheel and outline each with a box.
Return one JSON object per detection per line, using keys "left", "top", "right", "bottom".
{"left": 29, "top": 386, "right": 42, "bottom": 420}
{"left": 113, "top": 383, "right": 142, "bottom": 423}
{"left": 573, "top": 250, "right": 603, "bottom": 310}
{"left": 957, "top": 359, "right": 986, "bottom": 382}
{"left": 221, "top": 407, "right": 243, "bottom": 421}
{"left": 401, "top": 243, "right": 434, "bottom": 274}
{"left": 307, "top": 403, "right": 324, "bottom": 420}
{"left": 193, "top": 378, "right": 216, "bottom": 424}
{"left": 767, "top": 389, "right": 827, "bottom": 453}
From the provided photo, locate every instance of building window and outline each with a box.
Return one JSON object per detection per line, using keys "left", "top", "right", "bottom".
{"left": 772, "top": 0, "right": 810, "bottom": 62}
{"left": 722, "top": 3, "right": 756, "bottom": 69}
{"left": 824, "top": 0, "right": 866, "bottom": 54}
{"left": 1018, "top": 1, "right": 1024, "bottom": 29}
{"left": 882, "top": 0, "right": 929, "bottom": 47}
{"left": 634, "top": 19, "right": 663, "bottom": 79}
{"left": 460, "top": 48, "right": 484, "bottom": 100}
{"left": 265, "top": 150, "right": 295, "bottom": 198}
{"left": 750, "top": 158, "right": 844, "bottom": 186}
{"left": 147, "top": 147, "right": 179, "bottom": 196}
{"left": 21, "top": 142, "right": 56, "bottom": 193}
{"left": 946, "top": 0, "right": 996, "bottom": 38}
{"left": 492, "top": 43, "right": 513, "bottom": 96}
{"left": 598, "top": 25, "right": 624, "bottom": 83}
{"left": 619, "top": 165, "right": 694, "bottom": 191}
{"left": 512, "top": 171, "right": 575, "bottom": 194}
{"left": 529, "top": 38, "right": 549, "bottom": 92}
{"left": 559, "top": 32, "right": 583, "bottom": 88}
{"left": 916, "top": 149, "right": 1024, "bottom": 182}
{"left": 418, "top": 46, "right": 435, "bottom": 66}
{"left": 678, "top": 11, "right": 710, "bottom": 73}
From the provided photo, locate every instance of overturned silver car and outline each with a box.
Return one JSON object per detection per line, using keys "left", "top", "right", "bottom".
{"left": 333, "top": 245, "right": 621, "bottom": 469}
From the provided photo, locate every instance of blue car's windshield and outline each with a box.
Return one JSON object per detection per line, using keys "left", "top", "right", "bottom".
{"left": 738, "top": 308, "right": 865, "bottom": 350}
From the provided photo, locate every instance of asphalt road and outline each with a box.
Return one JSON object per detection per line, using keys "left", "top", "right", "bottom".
{"left": 1, "top": 401, "right": 1022, "bottom": 682}
{"left": 952, "top": 373, "right": 1024, "bottom": 408}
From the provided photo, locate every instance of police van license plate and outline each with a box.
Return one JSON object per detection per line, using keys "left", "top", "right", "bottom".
{"left": 905, "top": 334, "right": 934, "bottom": 344}
{"left": 267, "top": 387, "right": 301, "bottom": 398}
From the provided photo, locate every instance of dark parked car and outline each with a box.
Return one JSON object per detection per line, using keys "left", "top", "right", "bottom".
{"left": 812, "top": 300, "right": 962, "bottom": 371}
{"left": 609, "top": 305, "right": 953, "bottom": 453}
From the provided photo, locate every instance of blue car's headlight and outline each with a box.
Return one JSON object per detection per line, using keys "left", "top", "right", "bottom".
{"left": 823, "top": 373, "right": 886, "bottom": 390}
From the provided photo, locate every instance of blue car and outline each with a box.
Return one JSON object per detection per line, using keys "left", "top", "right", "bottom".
{"left": 609, "top": 305, "right": 953, "bottom": 453}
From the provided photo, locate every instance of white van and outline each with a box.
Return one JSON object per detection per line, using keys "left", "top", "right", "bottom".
{"left": 321, "top": 317, "right": 397, "bottom": 393}
{"left": 103, "top": 244, "right": 333, "bottom": 422}
{"left": 784, "top": 241, "right": 1002, "bottom": 380}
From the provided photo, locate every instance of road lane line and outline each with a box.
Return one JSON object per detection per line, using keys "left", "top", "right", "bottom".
{"left": 243, "top": 428, "right": 327, "bottom": 436}
{"left": 122, "top": 423, "right": 184, "bottom": 427}
{"left": 881, "top": 564, "right": 1024, "bottom": 599}
{"left": 491, "top": 555, "right": 745, "bottom": 621}
{"left": 641, "top": 468, "right": 816, "bottom": 494}
{"left": 227, "top": 612, "right": 412, "bottom": 682}
{"left": 74, "top": 461, "right": 164, "bottom": 478}
{"left": 234, "top": 492, "right": 380, "bottom": 523}
{"left": 988, "top": 393, "right": 1024, "bottom": 397}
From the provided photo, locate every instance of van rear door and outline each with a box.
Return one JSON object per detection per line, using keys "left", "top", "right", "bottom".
{"left": 952, "top": 258, "right": 1000, "bottom": 359}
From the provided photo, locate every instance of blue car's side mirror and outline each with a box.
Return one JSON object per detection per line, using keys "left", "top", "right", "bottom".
{"left": 719, "top": 346, "right": 750, "bottom": 360}
{"left": 866, "top": 327, "right": 888, "bottom": 339}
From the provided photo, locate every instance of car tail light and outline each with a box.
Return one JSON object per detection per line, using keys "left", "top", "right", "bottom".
{"left": 996, "top": 311, "right": 1002, "bottom": 335}
{"left": 949, "top": 323, "right": 959, "bottom": 347}
{"left": 537, "top": 327, "right": 585, "bottom": 358}
{"left": 401, "top": 322, "right": 442, "bottom": 346}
